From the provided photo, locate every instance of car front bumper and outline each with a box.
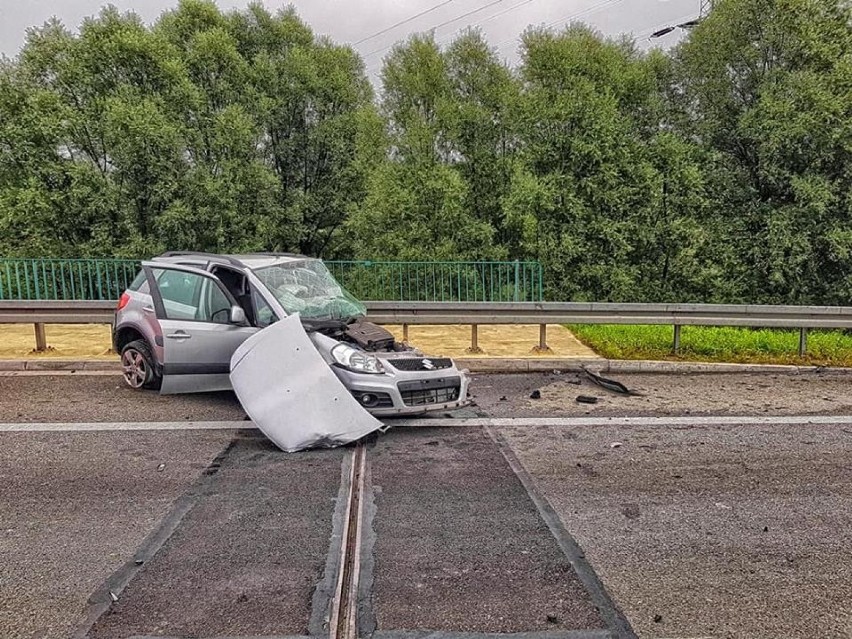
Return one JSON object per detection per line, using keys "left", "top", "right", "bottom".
{"left": 330, "top": 359, "right": 471, "bottom": 417}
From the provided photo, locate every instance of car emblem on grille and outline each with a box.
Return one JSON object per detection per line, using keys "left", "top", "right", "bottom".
{"left": 421, "top": 358, "right": 436, "bottom": 370}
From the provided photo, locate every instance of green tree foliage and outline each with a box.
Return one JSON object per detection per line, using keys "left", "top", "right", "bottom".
{"left": 0, "top": 0, "right": 374, "bottom": 258}
{"left": 1, "top": 0, "right": 850, "bottom": 304}
{"left": 347, "top": 32, "right": 508, "bottom": 261}
{"left": 676, "top": 0, "right": 852, "bottom": 304}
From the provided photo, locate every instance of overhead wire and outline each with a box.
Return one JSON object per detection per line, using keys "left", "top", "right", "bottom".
{"left": 361, "top": 0, "right": 509, "bottom": 59}
{"left": 364, "top": 0, "right": 532, "bottom": 73}
{"left": 492, "top": 0, "right": 626, "bottom": 51}
{"left": 353, "top": 0, "right": 459, "bottom": 45}
{"left": 435, "top": 0, "right": 536, "bottom": 45}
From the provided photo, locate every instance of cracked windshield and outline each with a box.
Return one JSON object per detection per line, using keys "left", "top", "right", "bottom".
{"left": 253, "top": 261, "right": 366, "bottom": 321}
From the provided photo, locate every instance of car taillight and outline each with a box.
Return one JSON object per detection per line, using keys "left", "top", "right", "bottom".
{"left": 116, "top": 292, "right": 131, "bottom": 310}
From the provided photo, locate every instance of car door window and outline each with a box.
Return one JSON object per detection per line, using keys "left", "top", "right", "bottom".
{"left": 202, "top": 278, "right": 232, "bottom": 324}
{"left": 252, "top": 287, "right": 278, "bottom": 328}
{"left": 153, "top": 268, "right": 230, "bottom": 323}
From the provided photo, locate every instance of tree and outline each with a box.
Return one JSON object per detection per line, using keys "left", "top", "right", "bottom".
{"left": 676, "top": 0, "right": 852, "bottom": 303}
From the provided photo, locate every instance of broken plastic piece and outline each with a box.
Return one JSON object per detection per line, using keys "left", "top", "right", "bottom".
{"left": 229, "top": 314, "right": 384, "bottom": 452}
{"left": 582, "top": 367, "right": 641, "bottom": 396}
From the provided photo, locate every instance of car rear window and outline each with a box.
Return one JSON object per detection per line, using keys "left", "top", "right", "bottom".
{"left": 128, "top": 270, "right": 149, "bottom": 294}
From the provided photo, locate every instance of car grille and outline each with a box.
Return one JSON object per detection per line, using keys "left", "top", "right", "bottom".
{"left": 398, "top": 378, "right": 461, "bottom": 407}
{"left": 387, "top": 357, "right": 453, "bottom": 371}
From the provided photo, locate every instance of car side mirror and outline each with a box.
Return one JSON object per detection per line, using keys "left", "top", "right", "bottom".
{"left": 230, "top": 305, "right": 248, "bottom": 326}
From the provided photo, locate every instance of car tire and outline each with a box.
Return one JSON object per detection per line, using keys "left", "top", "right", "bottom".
{"left": 121, "top": 340, "right": 162, "bottom": 391}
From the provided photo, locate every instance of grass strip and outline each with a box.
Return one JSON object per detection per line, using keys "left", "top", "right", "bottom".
{"left": 568, "top": 324, "right": 852, "bottom": 367}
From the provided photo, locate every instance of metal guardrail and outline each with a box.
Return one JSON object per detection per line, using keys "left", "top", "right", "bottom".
{"left": 3, "top": 300, "right": 851, "bottom": 356}
{"left": 0, "top": 259, "right": 544, "bottom": 303}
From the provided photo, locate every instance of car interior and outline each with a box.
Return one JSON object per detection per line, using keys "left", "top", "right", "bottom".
{"left": 210, "top": 265, "right": 256, "bottom": 326}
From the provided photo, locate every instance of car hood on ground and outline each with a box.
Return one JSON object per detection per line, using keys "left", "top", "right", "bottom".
{"left": 229, "top": 314, "right": 384, "bottom": 452}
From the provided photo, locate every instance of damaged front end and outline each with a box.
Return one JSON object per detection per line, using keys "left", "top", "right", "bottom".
{"left": 307, "top": 319, "right": 471, "bottom": 417}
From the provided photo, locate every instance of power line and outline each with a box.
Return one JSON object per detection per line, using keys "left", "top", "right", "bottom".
{"left": 436, "top": 0, "right": 536, "bottom": 45}
{"left": 361, "top": 0, "right": 508, "bottom": 59}
{"left": 353, "top": 0, "right": 459, "bottom": 45}
{"left": 492, "top": 0, "right": 625, "bottom": 51}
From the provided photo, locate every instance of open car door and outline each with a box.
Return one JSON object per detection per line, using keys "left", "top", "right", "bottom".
{"left": 142, "top": 261, "right": 257, "bottom": 394}
{"left": 229, "top": 314, "right": 384, "bottom": 452}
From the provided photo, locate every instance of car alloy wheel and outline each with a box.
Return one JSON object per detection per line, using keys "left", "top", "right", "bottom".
{"left": 122, "top": 347, "right": 150, "bottom": 389}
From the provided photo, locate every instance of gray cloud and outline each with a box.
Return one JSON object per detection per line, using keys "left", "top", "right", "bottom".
{"left": 0, "top": 0, "right": 693, "bottom": 71}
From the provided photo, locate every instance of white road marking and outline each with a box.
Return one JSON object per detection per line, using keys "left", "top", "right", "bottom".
{"left": 0, "top": 421, "right": 251, "bottom": 432}
{"left": 392, "top": 415, "right": 852, "bottom": 428}
{"left": 2, "top": 415, "right": 852, "bottom": 432}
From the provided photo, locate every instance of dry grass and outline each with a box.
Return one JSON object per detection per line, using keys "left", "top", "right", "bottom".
{"left": 0, "top": 323, "right": 598, "bottom": 360}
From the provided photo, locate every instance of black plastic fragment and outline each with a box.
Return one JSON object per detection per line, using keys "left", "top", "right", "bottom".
{"left": 582, "top": 367, "right": 642, "bottom": 396}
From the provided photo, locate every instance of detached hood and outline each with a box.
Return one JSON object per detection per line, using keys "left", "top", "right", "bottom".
{"left": 229, "top": 314, "right": 384, "bottom": 452}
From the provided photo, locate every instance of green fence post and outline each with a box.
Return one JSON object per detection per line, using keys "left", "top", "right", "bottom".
{"left": 514, "top": 260, "right": 520, "bottom": 302}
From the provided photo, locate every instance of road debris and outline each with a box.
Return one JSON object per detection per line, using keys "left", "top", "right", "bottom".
{"left": 530, "top": 389, "right": 541, "bottom": 399}
{"left": 582, "top": 367, "right": 642, "bottom": 396}
{"left": 576, "top": 395, "right": 599, "bottom": 404}
{"left": 610, "top": 442, "right": 623, "bottom": 449}
{"left": 156, "top": 463, "right": 165, "bottom": 472}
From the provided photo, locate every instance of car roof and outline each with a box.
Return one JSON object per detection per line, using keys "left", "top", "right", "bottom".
{"left": 154, "top": 252, "right": 317, "bottom": 270}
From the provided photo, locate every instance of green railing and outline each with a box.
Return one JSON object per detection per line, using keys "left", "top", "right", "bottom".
{"left": 0, "top": 259, "right": 140, "bottom": 301}
{"left": 326, "top": 261, "right": 542, "bottom": 302}
{"left": 0, "top": 258, "right": 543, "bottom": 302}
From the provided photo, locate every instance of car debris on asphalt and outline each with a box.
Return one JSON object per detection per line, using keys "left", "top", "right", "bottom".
{"left": 581, "top": 367, "right": 642, "bottom": 396}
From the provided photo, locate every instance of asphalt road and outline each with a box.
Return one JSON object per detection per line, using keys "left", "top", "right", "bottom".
{"left": 2, "top": 372, "right": 851, "bottom": 638}
{"left": 499, "top": 420, "right": 852, "bottom": 638}
{"left": 4, "top": 370, "right": 852, "bottom": 422}
{"left": 88, "top": 432, "right": 344, "bottom": 638}
{"left": 0, "top": 429, "right": 236, "bottom": 639}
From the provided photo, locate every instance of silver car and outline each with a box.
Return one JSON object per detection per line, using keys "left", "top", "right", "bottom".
{"left": 112, "top": 252, "right": 470, "bottom": 416}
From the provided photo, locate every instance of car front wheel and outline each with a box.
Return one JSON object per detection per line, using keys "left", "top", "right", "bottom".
{"left": 121, "top": 340, "right": 162, "bottom": 390}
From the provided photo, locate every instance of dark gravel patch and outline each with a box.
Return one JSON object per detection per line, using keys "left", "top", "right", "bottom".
{"left": 87, "top": 432, "right": 344, "bottom": 638}
{"left": 368, "top": 427, "right": 605, "bottom": 633}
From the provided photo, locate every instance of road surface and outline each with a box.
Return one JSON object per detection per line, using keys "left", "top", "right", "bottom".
{"left": 1, "top": 372, "right": 850, "bottom": 638}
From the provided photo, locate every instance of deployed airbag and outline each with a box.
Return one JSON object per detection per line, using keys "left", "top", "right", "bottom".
{"left": 229, "top": 314, "right": 384, "bottom": 452}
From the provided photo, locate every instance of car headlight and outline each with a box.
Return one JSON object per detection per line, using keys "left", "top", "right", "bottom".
{"left": 331, "top": 344, "right": 384, "bottom": 374}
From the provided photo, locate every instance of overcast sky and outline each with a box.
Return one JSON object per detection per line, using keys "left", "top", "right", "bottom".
{"left": 0, "top": 0, "right": 697, "bottom": 76}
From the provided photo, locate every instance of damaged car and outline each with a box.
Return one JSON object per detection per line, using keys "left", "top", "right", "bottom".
{"left": 112, "top": 252, "right": 470, "bottom": 417}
